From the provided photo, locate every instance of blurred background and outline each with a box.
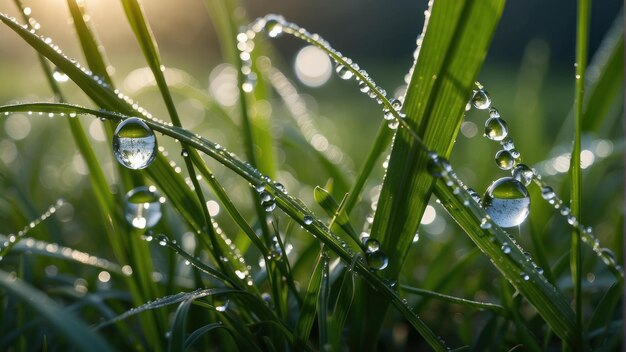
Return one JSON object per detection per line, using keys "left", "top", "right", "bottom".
{"left": 0, "top": 0, "right": 623, "bottom": 347}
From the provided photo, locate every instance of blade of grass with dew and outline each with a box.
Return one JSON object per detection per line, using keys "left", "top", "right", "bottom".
{"left": 362, "top": 0, "right": 505, "bottom": 342}
{"left": 571, "top": 0, "right": 591, "bottom": 347}
{"left": 327, "top": 259, "right": 356, "bottom": 350}
{"left": 294, "top": 247, "right": 325, "bottom": 348}
{"left": 499, "top": 279, "right": 542, "bottom": 350}
{"left": 401, "top": 285, "right": 505, "bottom": 314}
{"left": 0, "top": 102, "right": 449, "bottom": 350}
{"left": 432, "top": 181, "right": 577, "bottom": 348}
{"left": 0, "top": 270, "right": 114, "bottom": 352}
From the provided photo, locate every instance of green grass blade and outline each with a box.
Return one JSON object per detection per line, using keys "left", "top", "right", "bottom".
{"left": 587, "top": 281, "right": 623, "bottom": 333}
{"left": 183, "top": 322, "right": 227, "bottom": 351}
{"left": 167, "top": 299, "right": 193, "bottom": 352}
{"left": 313, "top": 186, "right": 360, "bottom": 246}
{"left": 401, "top": 285, "right": 505, "bottom": 314}
{"left": 0, "top": 102, "right": 448, "bottom": 350}
{"left": 0, "top": 270, "right": 113, "bottom": 352}
{"left": 294, "top": 248, "right": 325, "bottom": 347}
{"left": 328, "top": 262, "right": 356, "bottom": 350}
{"left": 432, "top": 181, "right": 577, "bottom": 348}
{"left": 571, "top": 0, "right": 591, "bottom": 347}
{"left": 582, "top": 13, "right": 623, "bottom": 132}
{"left": 362, "top": 0, "right": 505, "bottom": 341}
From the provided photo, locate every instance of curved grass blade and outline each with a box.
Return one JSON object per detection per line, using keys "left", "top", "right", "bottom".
{"left": 328, "top": 259, "right": 356, "bottom": 350}
{"left": 401, "top": 285, "right": 505, "bottom": 314}
{"left": 0, "top": 270, "right": 113, "bottom": 352}
{"left": 0, "top": 102, "right": 450, "bottom": 350}
{"left": 363, "top": 0, "right": 505, "bottom": 342}
{"left": 295, "top": 248, "right": 325, "bottom": 348}
{"left": 167, "top": 299, "right": 193, "bottom": 352}
{"left": 432, "top": 180, "right": 577, "bottom": 348}
{"left": 183, "top": 322, "right": 228, "bottom": 351}
{"left": 313, "top": 187, "right": 360, "bottom": 247}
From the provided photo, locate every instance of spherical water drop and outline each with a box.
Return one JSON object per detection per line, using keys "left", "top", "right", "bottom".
{"left": 521, "top": 272, "right": 530, "bottom": 281}
{"left": 365, "top": 238, "right": 380, "bottom": 253}
{"left": 512, "top": 164, "right": 534, "bottom": 186}
{"left": 482, "top": 177, "right": 530, "bottom": 228}
{"left": 471, "top": 89, "right": 491, "bottom": 110}
{"left": 358, "top": 81, "right": 370, "bottom": 93}
{"left": 366, "top": 250, "right": 388, "bottom": 270}
{"left": 501, "top": 243, "right": 511, "bottom": 254}
{"left": 484, "top": 117, "right": 508, "bottom": 141}
{"left": 387, "top": 120, "right": 399, "bottom": 130}
{"left": 390, "top": 98, "right": 402, "bottom": 111}
{"left": 541, "top": 186, "right": 556, "bottom": 201}
{"left": 181, "top": 149, "right": 189, "bottom": 157}
{"left": 467, "top": 188, "right": 482, "bottom": 204}
{"left": 112, "top": 118, "right": 157, "bottom": 170}
{"left": 260, "top": 191, "right": 276, "bottom": 212}
{"left": 124, "top": 186, "right": 163, "bottom": 229}
{"left": 495, "top": 150, "right": 516, "bottom": 170}
{"left": 264, "top": 15, "right": 284, "bottom": 38}
{"left": 303, "top": 215, "right": 313, "bottom": 225}
{"left": 335, "top": 64, "right": 353, "bottom": 80}
{"left": 242, "top": 73, "right": 257, "bottom": 93}
{"left": 383, "top": 109, "right": 395, "bottom": 121}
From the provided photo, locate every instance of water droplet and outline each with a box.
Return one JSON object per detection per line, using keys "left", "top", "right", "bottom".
{"left": 521, "top": 272, "right": 530, "bottom": 281}
{"left": 124, "top": 186, "right": 163, "bottom": 229}
{"left": 264, "top": 15, "right": 284, "bottom": 38}
{"left": 480, "top": 218, "right": 492, "bottom": 229}
{"left": 366, "top": 250, "right": 388, "bottom": 270}
{"left": 260, "top": 191, "right": 276, "bottom": 212}
{"left": 501, "top": 243, "right": 511, "bottom": 254}
{"left": 484, "top": 117, "right": 508, "bottom": 141}
{"left": 600, "top": 248, "right": 617, "bottom": 266}
{"left": 335, "top": 64, "right": 353, "bottom": 80}
{"left": 274, "top": 182, "right": 286, "bottom": 193}
{"left": 482, "top": 177, "right": 530, "bottom": 228}
{"left": 303, "top": 215, "right": 313, "bottom": 225}
{"left": 387, "top": 120, "right": 399, "bottom": 130}
{"left": 540, "top": 186, "right": 555, "bottom": 201}
{"left": 495, "top": 150, "right": 516, "bottom": 170}
{"left": 53, "top": 68, "right": 69, "bottom": 82}
{"left": 427, "top": 153, "right": 451, "bottom": 178}
{"left": 512, "top": 164, "right": 534, "bottom": 186}
{"left": 471, "top": 89, "right": 491, "bottom": 110}
{"left": 112, "top": 118, "right": 157, "bottom": 170}
{"left": 181, "top": 149, "right": 189, "bottom": 157}
{"left": 467, "top": 188, "right": 482, "bottom": 203}
{"left": 358, "top": 81, "right": 370, "bottom": 93}
{"left": 365, "top": 238, "right": 380, "bottom": 253}
{"left": 383, "top": 109, "right": 395, "bottom": 121}
{"left": 242, "top": 72, "right": 257, "bottom": 93}
{"left": 215, "top": 298, "right": 230, "bottom": 312}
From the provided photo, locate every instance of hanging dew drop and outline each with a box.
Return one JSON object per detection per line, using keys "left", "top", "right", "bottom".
{"left": 303, "top": 215, "right": 313, "bottom": 225}
{"left": 482, "top": 177, "right": 530, "bottom": 228}
{"left": 501, "top": 243, "right": 511, "bottom": 254}
{"left": 366, "top": 250, "right": 388, "bottom": 270}
{"left": 387, "top": 120, "right": 399, "bottom": 130}
{"left": 471, "top": 89, "right": 491, "bottom": 109}
{"left": 512, "top": 164, "right": 534, "bottom": 186}
{"left": 484, "top": 117, "right": 508, "bottom": 141}
{"left": 541, "top": 186, "right": 556, "bottom": 201}
{"left": 427, "top": 153, "right": 451, "bottom": 178}
{"left": 335, "top": 64, "right": 353, "bottom": 80}
{"left": 112, "top": 118, "right": 157, "bottom": 170}
{"left": 358, "top": 81, "right": 370, "bottom": 93}
{"left": 52, "top": 68, "right": 69, "bottom": 82}
{"left": 495, "top": 150, "right": 516, "bottom": 170}
{"left": 124, "top": 186, "right": 163, "bottom": 229}
{"left": 364, "top": 238, "right": 380, "bottom": 253}
{"left": 599, "top": 248, "right": 617, "bottom": 266}
{"left": 264, "top": 15, "right": 284, "bottom": 38}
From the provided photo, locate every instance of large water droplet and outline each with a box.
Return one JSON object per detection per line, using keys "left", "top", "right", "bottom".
{"left": 303, "top": 215, "right": 313, "bottom": 225}
{"left": 471, "top": 89, "right": 491, "bottom": 110}
{"left": 541, "top": 186, "right": 556, "bottom": 201}
{"left": 112, "top": 118, "right": 157, "bottom": 170}
{"left": 264, "top": 15, "right": 284, "bottom": 38}
{"left": 482, "top": 177, "right": 530, "bottom": 228}
{"left": 366, "top": 250, "right": 388, "bottom": 270}
{"left": 260, "top": 191, "right": 276, "bottom": 212}
{"left": 335, "top": 64, "right": 353, "bottom": 80}
{"left": 365, "top": 238, "right": 380, "bottom": 253}
{"left": 484, "top": 117, "right": 508, "bottom": 141}
{"left": 124, "top": 186, "right": 163, "bottom": 229}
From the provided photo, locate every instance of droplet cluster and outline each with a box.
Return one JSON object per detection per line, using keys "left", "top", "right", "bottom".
{"left": 467, "top": 82, "right": 622, "bottom": 276}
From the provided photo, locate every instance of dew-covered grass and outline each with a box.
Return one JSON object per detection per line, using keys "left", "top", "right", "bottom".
{"left": 0, "top": 0, "right": 623, "bottom": 351}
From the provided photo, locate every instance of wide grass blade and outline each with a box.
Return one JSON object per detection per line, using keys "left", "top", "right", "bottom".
{"left": 0, "top": 270, "right": 114, "bottom": 352}
{"left": 362, "top": 0, "right": 505, "bottom": 342}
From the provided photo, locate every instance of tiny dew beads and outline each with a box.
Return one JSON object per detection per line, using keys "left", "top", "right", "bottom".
{"left": 469, "top": 83, "right": 622, "bottom": 277}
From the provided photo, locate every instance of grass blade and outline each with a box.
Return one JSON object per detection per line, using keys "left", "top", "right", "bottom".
{"left": 362, "top": 0, "right": 505, "bottom": 342}
{"left": 167, "top": 299, "right": 193, "bottom": 352}
{"left": 183, "top": 323, "right": 227, "bottom": 351}
{"left": 294, "top": 248, "right": 325, "bottom": 347}
{"left": 0, "top": 270, "right": 113, "bottom": 352}
{"left": 571, "top": 0, "right": 591, "bottom": 347}
{"left": 401, "top": 285, "right": 505, "bottom": 314}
